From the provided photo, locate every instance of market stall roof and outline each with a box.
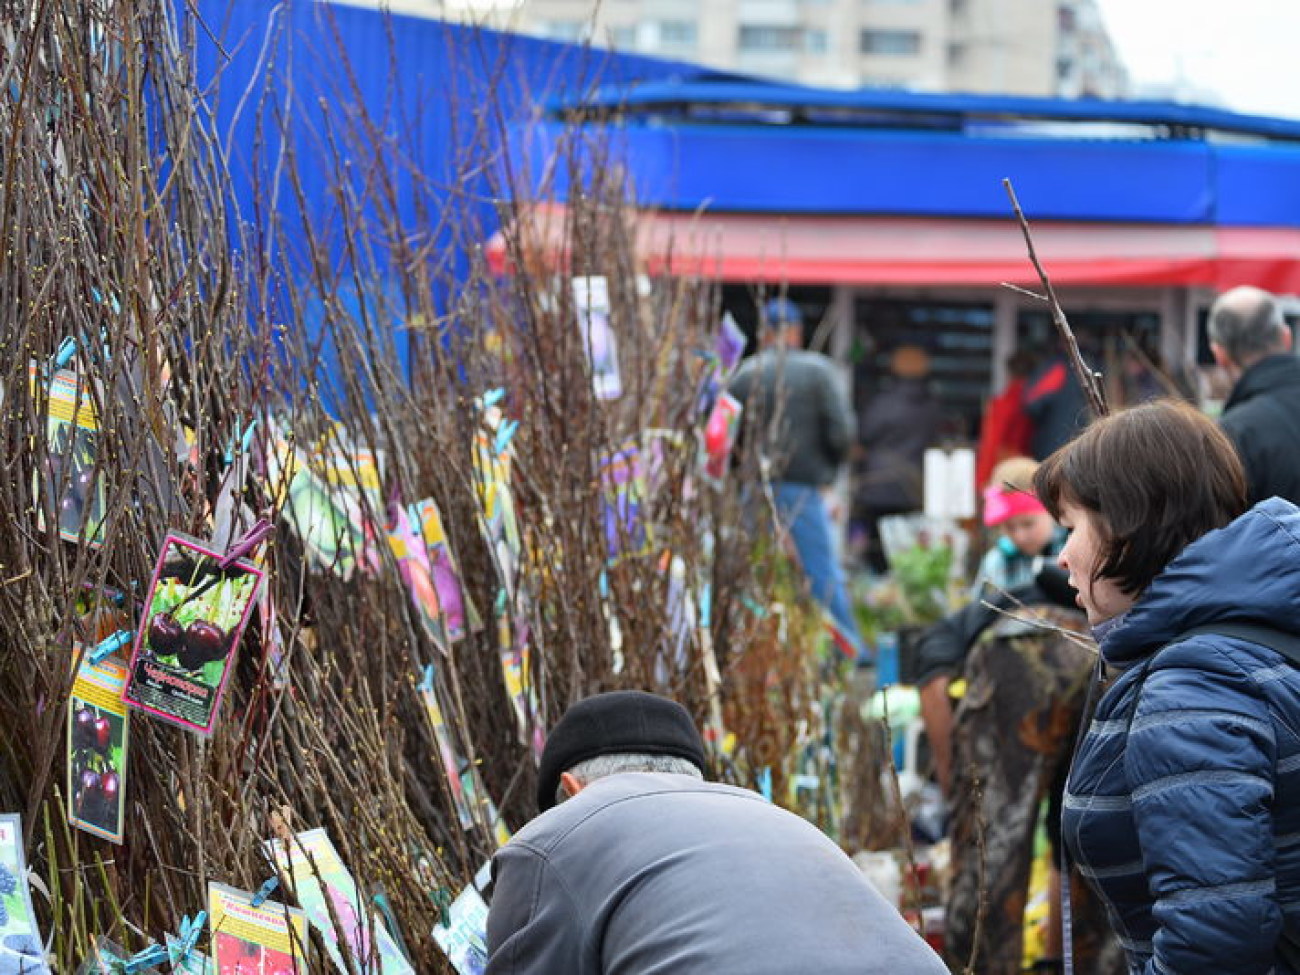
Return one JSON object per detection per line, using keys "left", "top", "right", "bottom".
{"left": 549, "top": 81, "right": 1300, "bottom": 144}
{"left": 485, "top": 204, "right": 1300, "bottom": 292}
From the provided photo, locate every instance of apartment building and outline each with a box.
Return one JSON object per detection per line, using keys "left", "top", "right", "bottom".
{"left": 333, "top": 0, "right": 1125, "bottom": 98}
{"left": 503, "top": 0, "right": 1126, "bottom": 96}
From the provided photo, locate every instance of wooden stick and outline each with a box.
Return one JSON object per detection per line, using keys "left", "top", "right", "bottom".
{"left": 1003, "top": 179, "right": 1109, "bottom": 418}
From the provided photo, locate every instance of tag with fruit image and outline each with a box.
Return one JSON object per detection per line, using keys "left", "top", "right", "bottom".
{"left": 0, "top": 814, "right": 51, "bottom": 974}
{"left": 122, "top": 533, "right": 264, "bottom": 735}
{"left": 67, "top": 650, "right": 130, "bottom": 843}
{"left": 208, "top": 881, "right": 308, "bottom": 973}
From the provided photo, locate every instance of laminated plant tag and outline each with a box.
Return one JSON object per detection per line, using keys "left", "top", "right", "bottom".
{"left": 67, "top": 650, "right": 130, "bottom": 843}
{"left": 122, "top": 533, "right": 264, "bottom": 735}
{"left": 599, "top": 442, "right": 653, "bottom": 564}
{"left": 388, "top": 499, "right": 468, "bottom": 649}
{"left": 717, "top": 311, "right": 746, "bottom": 375}
{"left": 263, "top": 829, "right": 414, "bottom": 975}
{"left": 702, "top": 392, "right": 742, "bottom": 482}
{"left": 30, "top": 363, "right": 106, "bottom": 547}
{"left": 164, "top": 936, "right": 211, "bottom": 974}
{"left": 431, "top": 885, "right": 489, "bottom": 975}
{"left": 264, "top": 419, "right": 382, "bottom": 580}
{"left": 208, "top": 882, "right": 308, "bottom": 973}
{"left": 418, "top": 670, "right": 476, "bottom": 829}
{"left": 417, "top": 669, "right": 511, "bottom": 845}
{"left": 572, "top": 276, "right": 622, "bottom": 400}
{"left": 74, "top": 939, "right": 129, "bottom": 974}
{"left": 473, "top": 408, "right": 522, "bottom": 600}
{"left": 494, "top": 599, "right": 544, "bottom": 760}
{"left": 0, "top": 815, "right": 51, "bottom": 974}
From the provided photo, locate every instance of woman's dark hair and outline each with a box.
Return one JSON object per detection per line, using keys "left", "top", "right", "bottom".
{"left": 1033, "top": 399, "right": 1247, "bottom": 595}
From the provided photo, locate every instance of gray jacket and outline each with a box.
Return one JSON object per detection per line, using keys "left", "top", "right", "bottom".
{"left": 485, "top": 773, "right": 947, "bottom": 974}
{"left": 728, "top": 349, "right": 855, "bottom": 486}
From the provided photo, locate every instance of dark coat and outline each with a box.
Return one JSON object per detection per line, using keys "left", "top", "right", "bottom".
{"left": 1063, "top": 498, "right": 1300, "bottom": 974}
{"left": 1024, "top": 357, "right": 1088, "bottom": 460}
{"left": 1221, "top": 354, "right": 1300, "bottom": 505}
{"left": 914, "top": 564, "right": 1078, "bottom": 687}
{"left": 858, "top": 379, "right": 942, "bottom": 511}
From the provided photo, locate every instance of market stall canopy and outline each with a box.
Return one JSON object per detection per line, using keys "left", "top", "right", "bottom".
{"left": 486, "top": 204, "right": 1300, "bottom": 292}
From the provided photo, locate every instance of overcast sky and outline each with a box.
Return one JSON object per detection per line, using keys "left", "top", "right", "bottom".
{"left": 1094, "top": 0, "right": 1300, "bottom": 119}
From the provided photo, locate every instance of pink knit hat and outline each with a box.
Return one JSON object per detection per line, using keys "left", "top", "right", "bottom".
{"left": 982, "top": 485, "right": 1048, "bottom": 527}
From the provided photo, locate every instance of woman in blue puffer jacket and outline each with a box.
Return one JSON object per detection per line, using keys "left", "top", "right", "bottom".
{"left": 1034, "top": 399, "right": 1300, "bottom": 974}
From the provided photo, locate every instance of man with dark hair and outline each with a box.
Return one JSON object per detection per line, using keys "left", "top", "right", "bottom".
{"left": 1209, "top": 285, "right": 1300, "bottom": 504}
{"left": 485, "top": 690, "right": 947, "bottom": 974}
{"left": 728, "top": 297, "right": 865, "bottom": 658}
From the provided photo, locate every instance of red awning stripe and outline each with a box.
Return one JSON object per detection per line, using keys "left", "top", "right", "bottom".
{"left": 485, "top": 204, "right": 1300, "bottom": 293}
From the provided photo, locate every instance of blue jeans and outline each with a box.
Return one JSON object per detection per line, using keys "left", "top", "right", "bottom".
{"left": 772, "top": 482, "right": 868, "bottom": 661}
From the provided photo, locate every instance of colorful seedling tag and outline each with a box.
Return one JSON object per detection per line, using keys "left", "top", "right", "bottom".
{"left": 417, "top": 670, "right": 511, "bottom": 845}
{"left": 74, "top": 939, "right": 130, "bottom": 975}
{"left": 122, "top": 533, "right": 264, "bottom": 735}
{"left": 599, "top": 443, "right": 653, "bottom": 565}
{"left": 430, "top": 885, "right": 489, "bottom": 975}
{"left": 702, "top": 392, "right": 743, "bottom": 482}
{"left": 263, "top": 829, "right": 413, "bottom": 975}
{"left": 30, "top": 363, "right": 106, "bottom": 547}
{"left": 717, "top": 312, "right": 746, "bottom": 374}
{"left": 388, "top": 499, "right": 468, "bottom": 649}
{"left": 572, "top": 276, "right": 623, "bottom": 401}
{"left": 67, "top": 651, "right": 129, "bottom": 843}
{"left": 495, "top": 601, "right": 544, "bottom": 760}
{"left": 0, "top": 814, "right": 51, "bottom": 974}
{"left": 164, "top": 936, "right": 210, "bottom": 974}
{"left": 264, "top": 419, "right": 382, "bottom": 581}
{"left": 473, "top": 407, "right": 522, "bottom": 600}
{"left": 208, "top": 882, "right": 307, "bottom": 974}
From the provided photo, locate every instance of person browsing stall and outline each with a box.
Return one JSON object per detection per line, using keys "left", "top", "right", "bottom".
{"left": 1036, "top": 399, "right": 1300, "bottom": 974}
{"left": 486, "top": 690, "right": 947, "bottom": 975}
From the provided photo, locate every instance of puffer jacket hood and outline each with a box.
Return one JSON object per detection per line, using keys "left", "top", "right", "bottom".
{"left": 1100, "top": 497, "right": 1300, "bottom": 668}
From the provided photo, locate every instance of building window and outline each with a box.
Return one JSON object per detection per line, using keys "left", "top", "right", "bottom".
{"left": 541, "top": 20, "right": 585, "bottom": 42}
{"left": 860, "top": 29, "right": 922, "bottom": 55}
{"left": 658, "top": 20, "right": 698, "bottom": 47}
{"left": 739, "top": 25, "right": 803, "bottom": 52}
{"left": 805, "top": 29, "right": 828, "bottom": 53}
{"left": 609, "top": 25, "right": 637, "bottom": 48}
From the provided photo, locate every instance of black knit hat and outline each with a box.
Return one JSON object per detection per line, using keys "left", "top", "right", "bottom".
{"left": 536, "top": 690, "right": 707, "bottom": 811}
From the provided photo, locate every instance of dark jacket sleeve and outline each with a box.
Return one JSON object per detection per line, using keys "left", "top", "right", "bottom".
{"left": 486, "top": 842, "right": 583, "bottom": 974}
{"left": 1127, "top": 645, "right": 1281, "bottom": 974}
{"left": 914, "top": 567, "right": 1078, "bottom": 687}
{"left": 1219, "top": 409, "right": 1266, "bottom": 506}
{"left": 819, "top": 360, "right": 855, "bottom": 468}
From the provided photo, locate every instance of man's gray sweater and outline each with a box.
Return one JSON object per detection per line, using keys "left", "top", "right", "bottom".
{"left": 728, "top": 348, "right": 855, "bottom": 486}
{"left": 486, "top": 773, "right": 947, "bottom": 974}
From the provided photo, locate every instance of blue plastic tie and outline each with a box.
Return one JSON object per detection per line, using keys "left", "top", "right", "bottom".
{"left": 168, "top": 911, "right": 207, "bottom": 961}
{"left": 90, "top": 630, "right": 132, "bottom": 665}
{"left": 494, "top": 419, "right": 518, "bottom": 455}
{"left": 123, "top": 943, "right": 168, "bottom": 973}
{"left": 249, "top": 876, "right": 279, "bottom": 908}
{"left": 53, "top": 337, "right": 77, "bottom": 370}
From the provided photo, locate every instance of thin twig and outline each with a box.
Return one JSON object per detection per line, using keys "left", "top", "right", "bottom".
{"left": 1003, "top": 178, "right": 1109, "bottom": 418}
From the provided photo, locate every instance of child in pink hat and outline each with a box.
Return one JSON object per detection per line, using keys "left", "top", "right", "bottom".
{"left": 973, "top": 456, "right": 1065, "bottom": 594}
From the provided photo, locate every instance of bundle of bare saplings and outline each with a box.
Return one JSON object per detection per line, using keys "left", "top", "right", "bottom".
{"left": 0, "top": 0, "right": 856, "bottom": 968}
